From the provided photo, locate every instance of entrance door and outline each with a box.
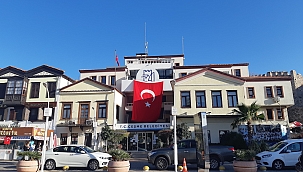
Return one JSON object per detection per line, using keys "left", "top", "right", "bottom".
{"left": 84, "top": 133, "right": 92, "bottom": 147}
{"left": 138, "top": 132, "right": 153, "bottom": 151}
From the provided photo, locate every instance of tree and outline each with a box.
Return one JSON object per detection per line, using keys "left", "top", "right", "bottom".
{"left": 231, "top": 101, "right": 265, "bottom": 145}
{"left": 176, "top": 123, "right": 191, "bottom": 140}
{"left": 100, "top": 125, "right": 112, "bottom": 151}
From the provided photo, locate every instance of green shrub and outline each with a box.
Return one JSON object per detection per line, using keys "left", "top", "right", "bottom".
{"left": 17, "top": 151, "right": 41, "bottom": 161}
{"left": 108, "top": 149, "right": 130, "bottom": 161}
{"left": 235, "top": 149, "right": 256, "bottom": 161}
{"left": 220, "top": 132, "right": 247, "bottom": 149}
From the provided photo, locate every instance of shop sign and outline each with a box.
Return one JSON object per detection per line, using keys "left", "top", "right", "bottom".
{"left": 0, "top": 128, "right": 17, "bottom": 136}
{"left": 116, "top": 123, "right": 170, "bottom": 130}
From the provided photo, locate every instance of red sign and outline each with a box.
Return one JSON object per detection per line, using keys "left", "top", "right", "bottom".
{"left": 4, "top": 136, "right": 11, "bottom": 145}
{"left": 132, "top": 80, "right": 163, "bottom": 122}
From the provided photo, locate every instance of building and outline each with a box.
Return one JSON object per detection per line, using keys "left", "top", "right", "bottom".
{"left": 0, "top": 65, "right": 74, "bottom": 159}
{"left": 75, "top": 53, "right": 294, "bottom": 151}
{"left": 55, "top": 77, "right": 125, "bottom": 150}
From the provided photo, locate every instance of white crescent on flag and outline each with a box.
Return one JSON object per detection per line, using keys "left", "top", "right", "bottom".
{"left": 140, "top": 89, "right": 155, "bottom": 102}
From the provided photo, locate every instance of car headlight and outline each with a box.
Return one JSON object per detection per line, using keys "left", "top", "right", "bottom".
{"left": 148, "top": 152, "right": 156, "bottom": 156}
{"left": 262, "top": 154, "right": 272, "bottom": 158}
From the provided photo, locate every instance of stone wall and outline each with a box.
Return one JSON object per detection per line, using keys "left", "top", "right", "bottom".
{"left": 288, "top": 70, "right": 303, "bottom": 122}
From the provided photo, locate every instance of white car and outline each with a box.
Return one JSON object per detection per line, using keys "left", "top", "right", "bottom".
{"left": 256, "top": 139, "right": 303, "bottom": 170}
{"left": 44, "top": 145, "right": 111, "bottom": 170}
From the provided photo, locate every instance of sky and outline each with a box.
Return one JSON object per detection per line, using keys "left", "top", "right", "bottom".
{"left": 0, "top": 1, "right": 302, "bottom": 80}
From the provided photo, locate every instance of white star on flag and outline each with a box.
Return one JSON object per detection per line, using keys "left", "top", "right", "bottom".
{"left": 145, "top": 102, "right": 151, "bottom": 107}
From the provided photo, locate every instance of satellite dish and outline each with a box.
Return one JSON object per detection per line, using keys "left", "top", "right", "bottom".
{"left": 273, "top": 96, "right": 281, "bottom": 103}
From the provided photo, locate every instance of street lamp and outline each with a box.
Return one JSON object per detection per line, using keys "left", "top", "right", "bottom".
{"left": 41, "top": 82, "right": 51, "bottom": 172}
{"left": 171, "top": 106, "right": 178, "bottom": 172}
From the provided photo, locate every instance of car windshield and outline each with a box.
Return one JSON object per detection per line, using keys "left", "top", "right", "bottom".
{"left": 268, "top": 142, "right": 288, "bottom": 152}
{"left": 80, "top": 146, "right": 95, "bottom": 153}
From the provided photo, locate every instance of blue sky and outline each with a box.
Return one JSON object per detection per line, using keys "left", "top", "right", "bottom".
{"left": 0, "top": 1, "right": 302, "bottom": 79}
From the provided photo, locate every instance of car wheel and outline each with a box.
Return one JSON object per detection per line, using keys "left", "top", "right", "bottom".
{"left": 155, "top": 157, "right": 169, "bottom": 170}
{"left": 272, "top": 159, "right": 284, "bottom": 170}
{"left": 44, "top": 159, "right": 56, "bottom": 170}
{"left": 210, "top": 156, "right": 220, "bottom": 170}
{"left": 88, "top": 159, "right": 99, "bottom": 171}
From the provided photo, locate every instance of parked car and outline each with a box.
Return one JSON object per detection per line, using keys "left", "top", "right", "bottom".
{"left": 147, "top": 139, "right": 235, "bottom": 170}
{"left": 256, "top": 139, "right": 303, "bottom": 170}
{"left": 44, "top": 145, "right": 111, "bottom": 171}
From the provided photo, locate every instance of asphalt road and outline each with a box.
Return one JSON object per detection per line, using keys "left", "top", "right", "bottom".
{"left": 0, "top": 158, "right": 298, "bottom": 172}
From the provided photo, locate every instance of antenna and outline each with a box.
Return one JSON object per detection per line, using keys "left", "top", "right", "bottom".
{"left": 144, "top": 22, "right": 148, "bottom": 55}
{"left": 182, "top": 36, "right": 184, "bottom": 54}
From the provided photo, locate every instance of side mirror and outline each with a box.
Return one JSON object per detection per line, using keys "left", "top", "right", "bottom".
{"left": 80, "top": 150, "right": 86, "bottom": 154}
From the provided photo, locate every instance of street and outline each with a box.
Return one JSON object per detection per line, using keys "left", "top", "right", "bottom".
{"left": 0, "top": 158, "right": 298, "bottom": 172}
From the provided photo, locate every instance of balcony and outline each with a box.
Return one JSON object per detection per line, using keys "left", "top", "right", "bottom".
{"left": 125, "top": 102, "right": 173, "bottom": 111}
{"left": 121, "top": 79, "right": 173, "bottom": 92}
{"left": 4, "top": 94, "right": 26, "bottom": 105}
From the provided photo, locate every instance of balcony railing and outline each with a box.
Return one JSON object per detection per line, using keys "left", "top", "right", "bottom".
{"left": 126, "top": 102, "right": 173, "bottom": 107}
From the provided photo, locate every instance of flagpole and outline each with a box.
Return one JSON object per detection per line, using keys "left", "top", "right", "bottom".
{"left": 113, "top": 50, "right": 117, "bottom": 130}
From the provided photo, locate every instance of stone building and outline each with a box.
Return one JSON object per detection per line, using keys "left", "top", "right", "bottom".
{"left": 288, "top": 70, "right": 303, "bottom": 122}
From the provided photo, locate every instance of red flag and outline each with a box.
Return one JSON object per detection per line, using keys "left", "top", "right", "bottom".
{"left": 132, "top": 80, "right": 163, "bottom": 122}
{"left": 115, "top": 55, "right": 120, "bottom": 66}
{"left": 4, "top": 136, "right": 11, "bottom": 145}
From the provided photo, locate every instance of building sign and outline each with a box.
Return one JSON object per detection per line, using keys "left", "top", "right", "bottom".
{"left": 0, "top": 128, "right": 17, "bottom": 136}
{"left": 116, "top": 123, "right": 170, "bottom": 130}
{"left": 136, "top": 67, "right": 159, "bottom": 82}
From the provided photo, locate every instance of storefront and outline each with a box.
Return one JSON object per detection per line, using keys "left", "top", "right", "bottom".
{"left": 0, "top": 126, "right": 54, "bottom": 160}
{"left": 115, "top": 123, "right": 170, "bottom": 152}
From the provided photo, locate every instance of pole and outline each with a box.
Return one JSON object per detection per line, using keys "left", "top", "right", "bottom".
{"left": 41, "top": 83, "right": 50, "bottom": 172}
{"left": 173, "top": 115, "right": 178, "bottom": 172}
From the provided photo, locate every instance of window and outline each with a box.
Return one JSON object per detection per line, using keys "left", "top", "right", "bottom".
{"left": 277, "top": 109, "right": 284, "bottom": 120}
{"left": 180, "top": 73, "right": 187, "bottom": 77}
{"left": 46, "top": 82, "right": 56, "bottom": 98}
{"left": 6, "top": 80, "right": 23, "bottom": 95}
{"left": 97, "top": 102, "right": 107, "bottom": 118}
{"left": 110, "top": 76, "right": 116, "bottom": 86}
{"left": 116, "top": 105, "right": 120, "bottom": 120}
{"left": 62, "top": 103, "right": 72, "bottom": 119}
{"left": 53, "top": 146, "right": 69, "bottom": 152}
{"left": 196, "top": 91, "right": 206, "bottom": 108}
{"left": 181, "top": 91, "right": 191, "bottom": 108}
{"left": 266, "top": 109, "right": 274, "bottom": 120}
{"left": 234, "top": 69, "right": 241, "bottom": 77}
{"left": 71, "top": 133, "right": 78, "bottom": 144}
{"left": 212, "top": 91, "right": 222, "bottom": 108}
{"left": 79, "top": 103, "right": 89, "bottom": 124}
{"left": 129, "top": 70, "right": 139, "bottom": 80}
{"left": 265, "top": 87, "right": 273, "bottom": 98}
{"left": 157, "top": 69, "right": 173, "bottom": 79}
{"left": 90, "top": 76, "right": 97, "bottom": 81}
{"left": 276, "top": 86, "right": 284, "bottom": 98}
{"left": 162, "top": 95, "right": 166, "bottom": 102}
{"left": 175, "top": 63, "right": 180, "bottom": 66}
{"left": 227, "top": 90, "right": 238, "bottom": 107}
{"left": 60, "top": 133, "right": 68, "bottom": 145}
{"left": 30, "top": 82, "right": 40, "bottom": 98}
{"left": 29, "top": 108, "right": 39, "bottom": 121}
{"left": 283, "top": 142, "right": 301, "bottom": 152}
{"left": 178, "top": 141, "right": 190, "bottom": 148}
{"left": 247, "top": 87, "right": 255, "bottom": 98}
{"left": 100, "top": 76, "right": 106, "bottom": 84}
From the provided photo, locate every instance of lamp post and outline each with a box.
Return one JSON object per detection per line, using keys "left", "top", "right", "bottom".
{"left": 41, "top": 82, "right": 51, "bottom": 172}
{"left": 171, "top": 106, "right": 178, "bottom": 172}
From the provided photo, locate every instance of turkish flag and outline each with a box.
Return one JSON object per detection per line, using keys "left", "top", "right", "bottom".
{"left": 132, "top": 80, "right": 163, "bottom": 122}
{"left": 4, "top": 136, "right": 11, "bottom": 145}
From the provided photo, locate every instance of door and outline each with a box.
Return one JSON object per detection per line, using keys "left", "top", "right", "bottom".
{"left": 138, "top": 133, "right": 146, "bottom": 151}
{"left": 281, "top": 142, "right": 302, "bottom": 166}
{"left": 178, "top": 140, "right": 195, "bottom": 164}
{"left": 69, "top": 146, "right": 90, "bottom": 167}
{"left": 146, "top": 133, "right": 153, "bottom": 151}
{"left": 84, "top": 133, "right": 92, "bottom": 147}
{"left": 52, "top": 146, "right": 71, "bottom": 166}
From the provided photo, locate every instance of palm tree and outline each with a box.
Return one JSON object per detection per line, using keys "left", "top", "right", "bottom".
{"left": 231, "top": 101, "right": 265, "bottom": 144}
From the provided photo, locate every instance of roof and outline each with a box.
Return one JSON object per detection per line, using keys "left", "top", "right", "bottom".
{"left": 174, "top": 67, "right": 245, "bottom": 83}
{"left": 79, "top": 67, "right": 126, "bottom": 73}
{"left": 124, "top": 54, "right": 184, "bottom": 59}
{"left": 243, "top": 76, "right": 292, "bottom": 82}
{"left": 59, "top": 77, "right": 125, "bottom": 96}
{"left": 174, "top": 63, "right": 249, "bottom": 69}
